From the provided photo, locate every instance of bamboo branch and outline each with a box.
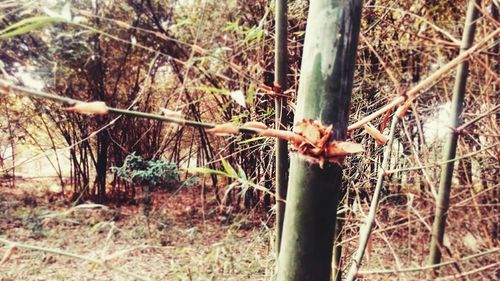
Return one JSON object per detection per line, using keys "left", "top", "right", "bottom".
{"left": 429, "top": 0, "right": 482, "bottom": 269}
{"left": 274, "top": 0, "right": 289, "bottom": 256}
{"left": 348, "top": 28, "right": 500, "bottom": 131}
{"left": 0, "top": 80, "right": 259, "bottom": 134}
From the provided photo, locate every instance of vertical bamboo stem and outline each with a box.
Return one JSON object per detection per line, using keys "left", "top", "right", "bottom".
{"left": 428, "top": 0, "right": 480, "bottom": 270}
{"left": 275, "top": 1, "right": 363, "bottom": 280}
{"left": 274, "top": 0, "right": 289, "bottom": 255}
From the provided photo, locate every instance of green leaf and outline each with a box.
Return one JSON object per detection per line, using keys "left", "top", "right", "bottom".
{"left": 0, "top": 16, "right": 64, "bottom": 39}
{"left": 237, "top": 136, "right": 266, "bottom": 145}
{"left": 223, "top": 20, "right": 241, "bottom": 32}
{"left": 194, "top": 86, "right": 228, "bottom": 95}
{"left": 187, "top": 167, "right": 227, "bottom": 177}
{"left": 242, "top": 26, "right": 264, "bottom": 45}
{"left": 246, "top": 84, "right": 255, "bottom": 105}
{"left": 237, "top": 165, "right": 247, "bottom": 180}
{"left": 221, "top": 158, "right": 238, "bottom": 177}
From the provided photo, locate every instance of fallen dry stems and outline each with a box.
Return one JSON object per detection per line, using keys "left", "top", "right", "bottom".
{"left": 357, "top": 247, "right": 500, "bottom": 276}
{"left": 0, "top": 237, "right": 152, "bottom": 281}
{"left": 435, "top": 261, "right": 500, "bottom": 281}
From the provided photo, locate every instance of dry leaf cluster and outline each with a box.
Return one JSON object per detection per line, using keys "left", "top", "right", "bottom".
{"left": 290, "top": 119, "right": 364, "bottom": 168}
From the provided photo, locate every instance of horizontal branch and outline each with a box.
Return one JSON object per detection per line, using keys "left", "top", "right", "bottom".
{"left": 0, "top": 80, "right": 259, "bottom": 135}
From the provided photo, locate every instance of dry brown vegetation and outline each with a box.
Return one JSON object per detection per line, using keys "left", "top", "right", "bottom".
{"left": 0, "top": 179, "right": 273, "bottom": 280}
{"left": 0, "top": 0, "right": 499, "bottom": 280}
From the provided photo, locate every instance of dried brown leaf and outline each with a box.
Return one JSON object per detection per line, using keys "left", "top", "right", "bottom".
{"left": 206, "top": 123, "right": 239, "bottom": 136}
{"left": 379, "top": 109, "right": 392, "bottom": 132}
{"left": 242, "top": 121, "right": 268, "bottom": 130}
{"left": 309, "top": 147, "right": 323, "bottom": 156}
{"left": 64, "top": 101, "right": 109, "bottom": 115}
{"left": 325, "top": 141, "right": 364, "bottom": 157}
{"left": 317, "top": 125, "right": 333, "bottom": 148}
{"left": 363, "top": 123, "right": 389, "bottom": 145}
{"left": 0, "top": 246, "right": 17, "bottom": 265}
{"left": 295, "top": 120, "right": 321, "bottom": 143}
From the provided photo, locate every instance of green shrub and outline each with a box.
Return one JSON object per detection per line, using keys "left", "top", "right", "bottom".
{"left": 112, "top": 152, "right": 180, "bottom": 191}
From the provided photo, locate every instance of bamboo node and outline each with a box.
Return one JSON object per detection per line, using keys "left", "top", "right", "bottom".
{"left": 291, "top": 119, "right": 364, "bottom": 168}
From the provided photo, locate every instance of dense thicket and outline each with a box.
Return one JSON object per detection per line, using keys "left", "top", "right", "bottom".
{"left": 1, "top": 0, "right": 499, "bottom": 279}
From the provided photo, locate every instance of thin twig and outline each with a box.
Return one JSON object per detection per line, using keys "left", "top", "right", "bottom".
{"left": 385, "top": 141, "right": 500, "bottom": 174}
{"left": 456, "top": 104, "right": 500, "bottom": 132}
{"left": 360, "top": 33, "right": 400, "bottom": 90}
{"left": 345, "top": 114, "right": 400, "bottom": 281}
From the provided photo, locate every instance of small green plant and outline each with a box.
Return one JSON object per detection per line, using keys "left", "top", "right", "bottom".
{"left": 24, "top": 211, "right": 46, "bottom": 239}
{"left": 112, "top": 152, "right": 181, "bottom": 218}
{"left": 112, "top": 152, "right": 181, "bottom": 190}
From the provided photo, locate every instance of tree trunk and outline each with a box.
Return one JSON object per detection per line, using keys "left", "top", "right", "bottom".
{"left": 95, "top": 129, "right": 110, "bottom": 202}
{"left": 274, "top": 0, "right": 289, "bottom": 255}
{"left": 275, "top": 1, "right": 362, "bottom": 280}
{"left": 428, "top": 0, "right": 480, "bottom": 270}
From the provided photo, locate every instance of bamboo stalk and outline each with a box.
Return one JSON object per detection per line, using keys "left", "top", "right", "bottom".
{"left": 428, "top": 0, "right": 481, "bottom": 272}
{"left": 275, "top": 0, "right": 363, "bottom": 280}
{"left": 274, "top": 0, "right": 289, "bottom": 256}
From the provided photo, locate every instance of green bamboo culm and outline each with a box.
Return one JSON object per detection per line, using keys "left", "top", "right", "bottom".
{"left": 274, "top": 0, "right": 289, "bottom": 256}
{"left": 275, "top": 0, "right": 363, "bottom": 280}
{"left": 428, "top": 0, "right": 480, "bottom": 273}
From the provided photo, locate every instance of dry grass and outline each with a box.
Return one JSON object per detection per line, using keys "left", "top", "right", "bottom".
{"left": 340, "top": 185, "right": 499, "bottom": 280}
{"left": 0, "top": 179, "right": 274, "bottom": 281}
{"left": 1, "top": 178, "right": 498, "bottom": 280}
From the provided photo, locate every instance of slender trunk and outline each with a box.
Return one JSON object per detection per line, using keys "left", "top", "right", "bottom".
{"left": 95, "top": 129, "right": 110, "bottom": 202}
{"left": 428, "top": 0, "right": 480, "bottom": 270}
{"left": 275, "top": 1, "right": 362, "bottom": 280}
{"left": 274, "top": 0, "right": 289, "bottom": 255}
